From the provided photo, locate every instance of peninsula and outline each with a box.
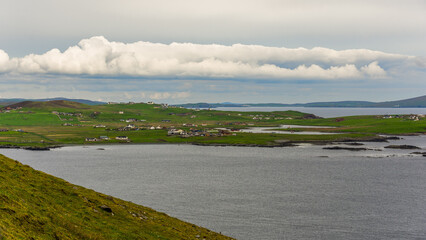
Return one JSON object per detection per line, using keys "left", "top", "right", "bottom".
{"left": 0, "top": 100, "right": 424, "bottom": 149}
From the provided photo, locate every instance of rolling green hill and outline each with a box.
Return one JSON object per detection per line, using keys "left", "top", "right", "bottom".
{"left": 0, "top": 154, "right": 232, "bottom": 239}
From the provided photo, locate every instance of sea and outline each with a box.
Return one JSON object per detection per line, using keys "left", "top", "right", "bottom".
{"left": 1, "top": 107, "right": 425, "bottom": 240}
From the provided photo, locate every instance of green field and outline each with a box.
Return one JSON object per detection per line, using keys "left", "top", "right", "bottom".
{"left": 0, "top": 154, "right": 233, "bottom": 239}
{"left": 0, "top": 100, "right": 424, "bottom": 148}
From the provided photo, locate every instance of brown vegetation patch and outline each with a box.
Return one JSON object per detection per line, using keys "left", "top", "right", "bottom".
{"left": 4, "top": 100, "right": 89, "bottom": 110}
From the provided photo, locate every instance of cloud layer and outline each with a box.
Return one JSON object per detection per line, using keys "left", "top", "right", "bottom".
{"left": 1, "top": 36, "right": 420, "bottom": 81}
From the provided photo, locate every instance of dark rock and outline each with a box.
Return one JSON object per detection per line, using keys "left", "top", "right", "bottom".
{"left": 335, "top": 142, "right": 364, "bottom": 146}
{"left": 100, "top": 205, "right": 112, "bottom": 213}
{"left": 323, "top": 146, "right": 368, "bottom": 151}
{"left": 385, "top": 136, "right": 402, "bottom": 140}
{"left": 302, "top": 114, "right": 322, "bottom": 119}
{"left": 23, "top": 146, "right": 51, "bottom": 151}
{"left": 411, "top": 152, "right": 426, "bottom": 157}
{"left": 384, "top": 145, "right": 421, "bottom": 149}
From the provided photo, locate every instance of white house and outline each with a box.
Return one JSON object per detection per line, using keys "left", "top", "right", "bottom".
{"left": 115, "top": 136, "right": 129, "bottom": 141}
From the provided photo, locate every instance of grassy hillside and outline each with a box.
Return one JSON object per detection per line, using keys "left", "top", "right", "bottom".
{"left": 0, "top": 154, "right": 232, "bottom": 239}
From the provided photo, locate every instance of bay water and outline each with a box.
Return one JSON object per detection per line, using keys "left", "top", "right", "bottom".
{"left": 1, "top": 135, "right": 426, "bottom": 239}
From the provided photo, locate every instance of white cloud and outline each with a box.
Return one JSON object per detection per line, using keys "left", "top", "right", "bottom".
{"left": 360, "top": 61, "right": 387, "bottom": 78}
{"left": 0, "top": 50, "right": 14, "bottom": 72}
{"left": 148, "top": 92, "right": 190, "bottom": 100}
{"left": 0, "top": 36, "right": 420, "bottom": 80}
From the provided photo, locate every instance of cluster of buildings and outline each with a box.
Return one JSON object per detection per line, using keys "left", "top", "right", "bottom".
{"left": 107, "top": 101, "right": 180, "bottom": 109}
{"left": 382, "top": 114, "right": 424, "bottom": 121}
{"left": 85, "top": 136, "right": 129, "bottom": 142}
{"left": 248, "top": 114, "right": 290, "bottom": 121}
{"left": 0, "top": 128, "right": 24, "bottom": 132}
{"left": 167, "top": 128, "right": 237, "bottom": 138}
{"left": 51, "top": 111, "right": 82, "bottom": 117}
{"left": 0, "top": 106, "right": 22, "bottom": 113}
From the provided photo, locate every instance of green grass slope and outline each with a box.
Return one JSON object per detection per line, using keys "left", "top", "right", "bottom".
{"left": 0, "top": 155, "right": 233, "bottom": 240}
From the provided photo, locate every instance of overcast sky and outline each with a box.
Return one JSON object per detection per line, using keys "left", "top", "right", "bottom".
{"left": 1, "top": 0, "right": 425, "bottom": 103}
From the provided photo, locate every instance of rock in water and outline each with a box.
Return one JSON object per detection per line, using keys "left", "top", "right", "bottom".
{"left": 384, "top": 145, "right": 421, "bottom": 149}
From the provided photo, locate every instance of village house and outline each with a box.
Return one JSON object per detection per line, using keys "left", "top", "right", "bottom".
{"left": 168, "top": 129, "right": 185, "bottom": 135}
{"left": 126, "top": 124, "right": 136, "bottom": 129}
{"left": 99, "top": 136, "right": 110, "bottom": 140}
{"left": 409, "top": 115, "right": 421, "bottom": 121}
{"left": 85, "top": 137, "right": 98, "bottom": 142}
{"left": 115, "top": 136, "right": 129, "bottom": 141}
{"left": 182, "top": 123, "right": 197, "bottom": 127}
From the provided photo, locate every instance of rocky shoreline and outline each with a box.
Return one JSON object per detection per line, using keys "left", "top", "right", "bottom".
{"left": 0, "top": 134, "right": 422, "bottom": 150}
{"left": 0, "top": 145, "right": 62, "bottom": 151}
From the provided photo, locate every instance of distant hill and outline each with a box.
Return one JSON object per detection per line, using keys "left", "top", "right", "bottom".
{"left": 370, "top": 95, "right": 426, "bottom": 108}
{"left": 4, "top": 100, "right": 90, "bottom": 109}
{"left": 0, "top": 97, "right": 105, "bottom": 106}
{"left": 176, "top": 95, "right": 426, "bottom": 108}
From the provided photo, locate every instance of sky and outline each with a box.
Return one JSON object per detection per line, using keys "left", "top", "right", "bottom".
{"left": 1, "top": 0, "right": 425, "bottom": 103}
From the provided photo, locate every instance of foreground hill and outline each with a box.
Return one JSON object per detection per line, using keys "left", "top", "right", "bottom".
{"left": 0, "top": 154, "right": 232, "bottom": 239}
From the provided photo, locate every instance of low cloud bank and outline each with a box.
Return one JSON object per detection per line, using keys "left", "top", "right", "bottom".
{"left": 0, "top": 36, "right": 421, "bottom": 80}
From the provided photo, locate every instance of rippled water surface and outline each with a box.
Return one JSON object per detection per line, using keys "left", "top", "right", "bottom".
{"left": 1, "top": 136, "right": 426, "bottom": 239}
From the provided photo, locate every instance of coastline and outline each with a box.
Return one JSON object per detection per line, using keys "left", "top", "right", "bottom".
{"left": 0, "top": 134, "right": 409, "bottom": 150}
